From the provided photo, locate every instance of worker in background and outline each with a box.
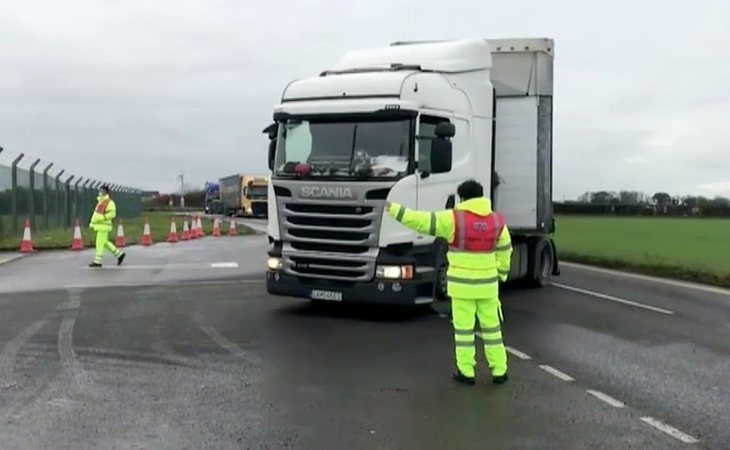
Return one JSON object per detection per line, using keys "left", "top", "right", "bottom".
{"left": 386, "top": 179, "right": 512, "bottom": 385}
{"left": 89, "top": 185, "right": 126, "bottom": 268}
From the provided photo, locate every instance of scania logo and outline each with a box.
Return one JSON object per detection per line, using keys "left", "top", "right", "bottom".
{"left": 300, "top": 186, "right": 354, "bottom": 199}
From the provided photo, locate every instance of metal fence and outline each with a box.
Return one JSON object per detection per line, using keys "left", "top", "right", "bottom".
{"left": 0, "top": 147, "right": 142, "bottom": 238}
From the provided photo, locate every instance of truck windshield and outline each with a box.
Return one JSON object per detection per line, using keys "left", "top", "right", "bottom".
{"left": 247, "top": 186, "right": 267, "bottom": 199}
{"left": 274, "top": 118, "right": 411, "bottom": 179}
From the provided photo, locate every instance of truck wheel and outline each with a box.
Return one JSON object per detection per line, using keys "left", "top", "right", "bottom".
{"left": 529, "top": 239, "right": 554, "bottom": 287}
{"left": 435, "top": 262, "right": 449, "bottom": 301}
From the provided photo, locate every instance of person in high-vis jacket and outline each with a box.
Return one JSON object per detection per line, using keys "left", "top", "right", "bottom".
{"left": 386, "top": 179, "right": 512, "bottom": 385}
{"left": 89, "top": 185, "right": 126, "bottom": 268}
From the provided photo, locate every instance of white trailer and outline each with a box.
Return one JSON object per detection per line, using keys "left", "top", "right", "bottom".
{"left": 265, "top": 38, "right": 559, "bottom": 305}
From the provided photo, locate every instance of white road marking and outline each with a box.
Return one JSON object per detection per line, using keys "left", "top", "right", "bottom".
{"left": 0, "top": 320, "right": 48, "bottom": 383}
{"left": 82, "top": 262, "right": 241, "bottom": 270}
{"left": 538, "top": 364, "right": 574, "bottom": 382}
{"left": 552, "top": 282, "right": 675, "bottom": 315}
{"left": 561, "top": 261, "right": 730, "bottom": 297}
{"left": 199, "top": 326, "right": 252, "bottom": 362}
{"left": 505, "top": 346, "right": 532, "bottom": 360}
{"left": 58, "top": 294, "right": 81, "bottom": 370}
{"left": 586, "top": 389, "right": 625, "bottom": 408}
{"left": 210, "top": 262, "right": 239, "bottom": 268}
{"left": 640, "top": 416, "right": 699, "bottom": 444}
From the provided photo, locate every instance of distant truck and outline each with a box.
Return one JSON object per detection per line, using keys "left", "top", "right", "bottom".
{"left": 204, "top": 181, "right": 223, "bottom": 215}
{"left": 265, "top": 38, "right": 559, "bottom": 305}
{"left": 219, "top": 174, "right": 269, "bottom": 218}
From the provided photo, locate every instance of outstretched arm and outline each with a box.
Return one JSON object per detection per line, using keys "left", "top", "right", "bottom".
{"left": 386, "top": 202, "right": 454, "bottom": 241}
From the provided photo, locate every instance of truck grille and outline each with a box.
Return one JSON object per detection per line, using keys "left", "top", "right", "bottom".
{"left": 280, "top": 201, "right": 381, "bottom": 281}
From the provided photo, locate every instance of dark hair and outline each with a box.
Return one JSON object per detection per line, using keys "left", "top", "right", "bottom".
{"left": 457, "top": 179, "right": 483, "bottom": 201}
{"left": 100, "top": 184, "right": 110, "bottom": 194}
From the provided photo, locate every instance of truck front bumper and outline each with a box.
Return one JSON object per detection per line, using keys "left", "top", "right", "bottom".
{"left": 266, "top": 271, "right": 431, "bottom": 306}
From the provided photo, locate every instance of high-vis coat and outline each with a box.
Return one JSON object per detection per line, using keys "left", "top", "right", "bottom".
{"left": 89, "top": 195, "right": 117, "bottom": 232}
{"left": 387, "top": 197, "right": 512, "bottom": 298}
{"left": 387, "top": 197, "right": 512, "bottom": 378}
{"left": 89, "top": 194, "right": 122, "bottom": 264}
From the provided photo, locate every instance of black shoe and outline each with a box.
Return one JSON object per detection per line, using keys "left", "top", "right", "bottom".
{"left": 452, "top": 371, "right": 476, "bottom": 386}
{"left": 492, "top": 372, "right": 509, "bottom": 384}
{"left": 88, "top": 262, "right": 102, "bottom": 268}
{"left": 117, "top": 252, "right": 126, "bottom": 266}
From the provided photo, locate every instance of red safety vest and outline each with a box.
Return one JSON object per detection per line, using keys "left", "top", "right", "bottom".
{"left": 95, "top": 198, "right": 110, "bottom": 214}
{"left": 449, "top": 210, "right": 504, "bottom": 252}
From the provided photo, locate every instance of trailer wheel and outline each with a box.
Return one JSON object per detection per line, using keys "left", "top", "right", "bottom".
{"left": 529, "top": 238, "right": 554, "bottom": 287}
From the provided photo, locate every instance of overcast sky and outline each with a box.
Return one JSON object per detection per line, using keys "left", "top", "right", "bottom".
{"left": 1, "top": 0, "right": 729, "bottom": 198}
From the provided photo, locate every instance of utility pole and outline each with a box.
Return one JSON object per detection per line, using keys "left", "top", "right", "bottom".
{"left": 178, "top": 173, "right": 185, "bottom": 208}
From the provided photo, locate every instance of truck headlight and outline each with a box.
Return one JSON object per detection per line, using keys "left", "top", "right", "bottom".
{"left": 267, "top": 257, "right": 282, "bottom": 271}
{"left": 246, "top": 207, "right": 253, "bottom": 214}
{"left": 376, "top": 265, "right": 414, "bottom": 280}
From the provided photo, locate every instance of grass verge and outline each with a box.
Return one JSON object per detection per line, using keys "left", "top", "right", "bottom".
{"left": 0, "top": 213, "right": 253, "bottom": 251}
{"left": 556, "top": 215, "right": 730, "bottom": 288}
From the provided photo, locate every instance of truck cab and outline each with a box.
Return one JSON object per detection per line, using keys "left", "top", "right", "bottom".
{"left": 266, "top": 38, "right": 558, "bottom": 305}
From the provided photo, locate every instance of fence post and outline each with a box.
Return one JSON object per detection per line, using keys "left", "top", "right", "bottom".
{"left": 64, "top": 175, "right": 75, "bottom": 228}
{"left": 10, "top": 153, "right": 25, "bottom": 233}
{"left": 43, "top": 162, "right": 53, "bottom": 229}
{"left": 28, "top": 158, "right": 41, "bottom": 231}
{"left": 54, "top": 169, "right": 64, "bottom": 229}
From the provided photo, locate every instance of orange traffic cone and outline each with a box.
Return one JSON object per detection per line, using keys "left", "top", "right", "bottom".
{"left": 115, "top": 220, "right": 126, "bottom": 247}
{"left": 181, "top": 218, "right": 191, "bottom": 241}
{"left": 196, "top": 216, "right": 205, "bottom": 237}
{"left": 190, "top": 216, "right": 199, "bottom": 239}
{"left": 228, "top": 217, "right": 237, "bottom": 236}
{"left": 70, "top": 219, "right": 84, "bottom": 250}
{"left": 140, "top": 217, "right": 153, "bottom": 246}
{"left": 212, "top": 217, "right": 221, "bottom": 237}
{"left": 167, "top": 217, "right": 178, "bottom": 243}
{"left": 19, "top": 218, "right": 34, "bottom": 253}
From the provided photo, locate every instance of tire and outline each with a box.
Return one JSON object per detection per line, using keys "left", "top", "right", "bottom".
{"left": 529, "top": 239, "right": 554, "bottom": 287}
{"left": 433, "top": 243, "right": 450, "bottom": 301}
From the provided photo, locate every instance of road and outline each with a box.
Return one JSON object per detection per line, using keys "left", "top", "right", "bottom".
{"left": 0, "top": 220, "right": 728, "bottom": 449}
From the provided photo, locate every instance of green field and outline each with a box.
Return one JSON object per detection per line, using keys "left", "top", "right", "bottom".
{"left": 0, "top": 213, "right": 253, "bottom": 251}
{"left": 555, "top": 215, "right": 730, "bottom": 286}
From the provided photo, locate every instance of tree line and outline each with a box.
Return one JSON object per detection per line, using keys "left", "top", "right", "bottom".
{"left": 557, "top": 191, "right": 730, "bottom": 217}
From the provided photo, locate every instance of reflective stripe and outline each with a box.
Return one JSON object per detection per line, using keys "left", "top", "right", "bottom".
{"left": 454, "top": 328, "right": 474, "bottom": 336}
{"left": 455, "top": 341, "right": 474, "bottom": 348}
{"left": 448, "top": 249, "right": 495, "bottom": 254}
{"left": 447, "top": 276, "right": 499, "bottom": 285}
{"left": 429, "top": 213, "right": 436, "bottom": 235}
{"left": 456, "top": 211, "right": 465, "bottom": 250}
{"left": 396, "top": 206, "right": 406, "bottom": 222}
{"left": 482, "top": 338, "right": 503, "bottom": 346}
{"left": 481, "top": 325, "right": 501, "bottom": 334}
{"left": 495, "top": 244, "right": 512, "bottom": 251}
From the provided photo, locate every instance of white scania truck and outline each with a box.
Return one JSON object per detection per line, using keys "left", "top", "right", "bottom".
{"left": 265, "top": 38, "right": 559, "bottom": 305}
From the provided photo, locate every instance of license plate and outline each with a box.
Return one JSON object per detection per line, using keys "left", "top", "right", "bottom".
{"left": 310, "top": 289, "right": 343, "bottom": 302}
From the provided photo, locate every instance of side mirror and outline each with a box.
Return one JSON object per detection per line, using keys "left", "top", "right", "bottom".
{"left": 263, "top": 123, "right": 278, "bottom": 171}
{"left": 268, "top": 139, "right": 276, "bottom": 171}
{"left": 430, "top": 138, "right": 452, "bottom": 174}
{"left": 434, "top": 122, "right": 455, "bottom": 138}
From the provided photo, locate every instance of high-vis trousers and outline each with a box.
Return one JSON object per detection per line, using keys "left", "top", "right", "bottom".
{"left": 94, "top": 231, "right": 121, "bottom": 264}
{"left": 452, "top": 296, "right": 508, "bottom": 378}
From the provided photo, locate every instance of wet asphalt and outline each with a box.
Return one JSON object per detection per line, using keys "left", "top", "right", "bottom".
{"left": 0, "top": 227, "right": 728, "bottom": 449}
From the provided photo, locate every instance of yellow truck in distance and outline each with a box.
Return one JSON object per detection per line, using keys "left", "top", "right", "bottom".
{"left": 219, "top": 174, "right": 268, "bottom": 218}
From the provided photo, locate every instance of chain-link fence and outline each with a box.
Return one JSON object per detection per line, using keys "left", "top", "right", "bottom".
{"left": 0, "top": 147, "right": 142, "bottom": 238}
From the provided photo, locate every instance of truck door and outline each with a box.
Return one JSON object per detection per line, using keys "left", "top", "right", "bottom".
{"left": 415, "top": 114, "right": 456, "bottom": 236}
